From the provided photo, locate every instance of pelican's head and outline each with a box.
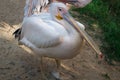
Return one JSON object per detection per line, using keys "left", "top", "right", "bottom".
{"left": 49, "top": 2, "right": 68, "bottom": 21}
{"left": 49, "top": 2, "right": 80, "bottom": 32}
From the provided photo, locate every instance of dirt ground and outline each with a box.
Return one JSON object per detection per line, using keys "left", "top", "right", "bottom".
{"left": 0, "top": 0, "right": 120, "bottom": 80}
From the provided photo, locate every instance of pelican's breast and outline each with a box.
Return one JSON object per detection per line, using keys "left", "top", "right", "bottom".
{"left": 42, "top": 32, "right": 82, "bottom": 59}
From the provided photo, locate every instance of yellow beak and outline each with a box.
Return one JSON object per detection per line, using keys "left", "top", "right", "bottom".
{"left": 56, "top": 12, "right": 63, "bottom": 20}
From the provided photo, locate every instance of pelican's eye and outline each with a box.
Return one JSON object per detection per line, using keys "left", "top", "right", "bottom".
{"left": 58, "top": 7, "right": 63, "bottom": 12}
{"left": 56, "top": 8, "right": 63, "bottom": 20}
{"left": 59, "top": 8, "right": 62, "bottom": 11}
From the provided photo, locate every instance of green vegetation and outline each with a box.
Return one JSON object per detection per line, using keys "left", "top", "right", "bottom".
{"left": 71, "top": 0, "right": 120, "bottom": 61}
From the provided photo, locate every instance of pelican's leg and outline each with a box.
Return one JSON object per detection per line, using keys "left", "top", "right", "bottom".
{"left": 40, "top": 57, "right": 48, "bottom": 80}
{"left": 20, "top": 38, "right": 47, "bottom": 80}
{"left": 56, "top": 59, "right": 61, "bottom": 69}
{"left": 79, "top": 38, "right": 86, "bottom": 52}
{"left": 52, "top": 59, "right": 61, "bottom": 80}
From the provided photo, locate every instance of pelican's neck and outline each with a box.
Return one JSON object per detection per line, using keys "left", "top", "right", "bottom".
{"left": 60, "top": 19, "right": 78, "bottom": 35}
{"left": 51, "top": 12, "right": 79, "bottom": 35}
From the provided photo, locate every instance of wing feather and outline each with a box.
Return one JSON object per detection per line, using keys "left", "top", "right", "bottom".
{"left": 24, "top": 0, "right": 49, "bottom": 16}
{"left": 20, "top": 17, "right": 63, "bottom": 48}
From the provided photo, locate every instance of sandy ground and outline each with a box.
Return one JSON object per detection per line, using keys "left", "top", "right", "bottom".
{"left": 0, "top": 0, "right": 120, "bottom": 80}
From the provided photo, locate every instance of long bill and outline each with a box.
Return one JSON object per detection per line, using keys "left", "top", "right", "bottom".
{"left": 63, "top": 13, "right": 103, "bottom": 58}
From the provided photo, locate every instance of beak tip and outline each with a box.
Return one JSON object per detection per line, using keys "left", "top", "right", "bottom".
{"left": 99, "top": 52, "right": 103, "bottom": 59}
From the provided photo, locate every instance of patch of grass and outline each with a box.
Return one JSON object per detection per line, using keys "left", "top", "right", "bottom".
{"left": 71, "top": 0, "right": 120, "bottom": 61}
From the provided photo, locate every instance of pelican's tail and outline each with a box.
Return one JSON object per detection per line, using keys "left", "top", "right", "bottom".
{"left": 13, "top": 28, "right": 21, "bottom": 40}
{"left": 24, "top": 0, "right": 49, "bottom": 17}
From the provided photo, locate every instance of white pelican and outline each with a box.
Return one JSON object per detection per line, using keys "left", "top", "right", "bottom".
{"left": 13, "top": 2, "right": 102, "bottom": 79}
